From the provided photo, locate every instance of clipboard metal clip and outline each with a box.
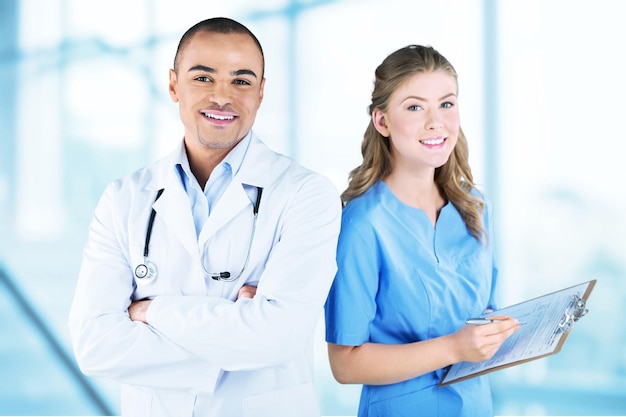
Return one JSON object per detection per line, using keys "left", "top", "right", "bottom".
{"left": 557, "top": 294, "right": 589, "bottom": 333}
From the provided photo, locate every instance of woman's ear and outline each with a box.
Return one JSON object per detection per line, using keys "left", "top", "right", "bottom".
{"left": 372, "top": 108, "right": 390, "bottom": 137}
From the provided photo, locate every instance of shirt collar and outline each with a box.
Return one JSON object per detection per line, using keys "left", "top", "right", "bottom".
{"left": 173, "top": 132, "right": 253, "bottom": 189}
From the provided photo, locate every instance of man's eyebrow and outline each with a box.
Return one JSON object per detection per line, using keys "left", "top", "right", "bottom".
{"left": 187, "top": 65, "right": 257, "bottom": 79}
{"left": 188, "top": 65, "right": 215, "bottom": 73}
{"left": 232, "top": 69, "right": 258, "bottom": 78}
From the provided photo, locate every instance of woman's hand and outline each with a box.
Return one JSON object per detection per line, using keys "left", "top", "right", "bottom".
{"left": 452, "top": 315, "right": 521, "bottom": 363}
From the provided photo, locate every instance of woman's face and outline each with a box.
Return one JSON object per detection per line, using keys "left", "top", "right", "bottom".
{"left": 373, "top": 70, "right": 460, "bottom": 175}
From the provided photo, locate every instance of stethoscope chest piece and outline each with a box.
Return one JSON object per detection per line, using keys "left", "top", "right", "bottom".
{"left": 134, "top": 260, "right": 157, "bottom": 284}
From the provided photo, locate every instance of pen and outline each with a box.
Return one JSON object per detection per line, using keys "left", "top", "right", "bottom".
{"left": 465, "top": 318, "right": 527, "bottom": 325}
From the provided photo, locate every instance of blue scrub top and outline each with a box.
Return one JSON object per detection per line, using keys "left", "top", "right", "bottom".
{"left": 325, "top": 181, "right": 499, "bottom": 417}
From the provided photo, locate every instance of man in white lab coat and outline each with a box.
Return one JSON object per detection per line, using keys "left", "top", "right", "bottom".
{"left": 68, "top": 17, "right": 341, "bottom": 417}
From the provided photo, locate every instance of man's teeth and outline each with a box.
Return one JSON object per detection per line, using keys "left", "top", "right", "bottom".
{"left": 204, "top": 113, "right": 234, "bottom": 120}
{"left": 420, "top": 138, "right": 445, "bottom": 145}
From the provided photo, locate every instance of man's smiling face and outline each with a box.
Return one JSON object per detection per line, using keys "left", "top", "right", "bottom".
{"left": 168, "top": 30, "right": 265, "bottom": 152}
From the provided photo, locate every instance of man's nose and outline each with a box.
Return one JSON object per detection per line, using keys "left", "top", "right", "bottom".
{"left": 208, "top": 82, "right": 232, "bottom": 106}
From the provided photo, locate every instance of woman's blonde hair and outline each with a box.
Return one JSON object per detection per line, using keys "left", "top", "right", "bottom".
{"left": 342, "top": 45, "right": 486, "bottom": 242}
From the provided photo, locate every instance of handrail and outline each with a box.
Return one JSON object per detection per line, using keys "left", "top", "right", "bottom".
{"left": 0, "top": 264, "right": 115, "bottom": 415}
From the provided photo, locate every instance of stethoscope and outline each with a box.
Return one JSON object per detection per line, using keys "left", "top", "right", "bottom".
{"left": 134, "top": 186, "right": 263, "bottom": 283}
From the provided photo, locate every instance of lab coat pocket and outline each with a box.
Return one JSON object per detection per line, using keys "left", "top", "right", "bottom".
{"left": 121, "top": 384, "right": 152, "bottom": 417}
{"left": 241, "top": 382, "right": 320, "bottom": 417}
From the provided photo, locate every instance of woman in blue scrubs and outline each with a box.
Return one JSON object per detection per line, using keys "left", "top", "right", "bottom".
{"left": 324, "top": 45, "right": 520, "bottom": 417}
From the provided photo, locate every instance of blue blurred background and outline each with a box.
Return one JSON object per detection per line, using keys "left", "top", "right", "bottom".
{"left": 1, "top": 0, "right": 625, "bottom": 415}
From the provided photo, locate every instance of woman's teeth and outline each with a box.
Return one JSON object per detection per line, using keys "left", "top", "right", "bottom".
{"left": 420, "top": 138, "right": 445, "bottom": 145}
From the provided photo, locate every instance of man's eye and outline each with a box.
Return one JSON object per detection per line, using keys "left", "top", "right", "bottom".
{"left": 195, "top": 76, "right": 211, "bottom": 82}
{"left": 233, "top": 79, "right": 251, "bottom": 86}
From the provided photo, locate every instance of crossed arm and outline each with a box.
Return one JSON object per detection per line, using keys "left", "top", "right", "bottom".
{"left": 128, "top": 285, "right": 257, "bottom": 323}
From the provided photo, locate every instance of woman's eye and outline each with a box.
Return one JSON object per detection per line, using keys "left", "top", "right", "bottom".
{"left": 408, "top": 105, "right": 422, "bottom": 111}
{"left": 441, "top": 101, "right": 454, "bottom": 108}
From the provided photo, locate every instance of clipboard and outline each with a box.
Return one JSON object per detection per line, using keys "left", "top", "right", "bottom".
{"left": 438, "top": 279, "right": 596, "bottom": 387}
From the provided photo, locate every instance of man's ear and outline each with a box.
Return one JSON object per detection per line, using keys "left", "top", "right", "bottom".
{"left": 258, "top": 77, "right": 266, "bottom": 105}
{"left": 372, "top": 108, "right": 390, "bottom": 137}
{"left": 168, "top": 69, "right": 179, "bottom": 103}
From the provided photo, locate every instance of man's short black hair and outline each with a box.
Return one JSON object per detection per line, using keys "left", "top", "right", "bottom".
{"left": 173, "top": 17, "right": 265, "bottom": 77}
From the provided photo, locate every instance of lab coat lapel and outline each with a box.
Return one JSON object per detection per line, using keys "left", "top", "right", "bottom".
{"left": 152, "top": 171, "right": 198, "bottom": 258}
{"left": 149, "top": 133, "right": 276, "bottom": 254}
{"left": 197, "top": 132, "right": 276, "bottom": 243}
{"left": 235, "top": 133, "right": 278, "bottom": 187}
{"left": 198, "top": 181, "right": 250, "bottom": 245}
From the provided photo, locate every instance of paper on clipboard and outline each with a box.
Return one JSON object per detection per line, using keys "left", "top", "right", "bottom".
{"left": 439, "top": 279, "right": 596, "bottom": 387}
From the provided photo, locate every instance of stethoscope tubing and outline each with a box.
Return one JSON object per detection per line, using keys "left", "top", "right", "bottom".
{"left": 135, "top": 186, "right": 262, "bottom": 282}
{"left": 205, "top": 187, "right": 262, "bottom": 282}
{"left": 143, "top": 188, "right": 164, "bottom": 258}
{"left": 134, "top": 188, "right": 164, "bottom": 280}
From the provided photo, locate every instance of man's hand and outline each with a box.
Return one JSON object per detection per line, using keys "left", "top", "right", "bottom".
{"left": 237, "top": 285, "right": 257, "bottom": 300}
{"left": 128, "top": 299, "right": 152, "bottom": 323}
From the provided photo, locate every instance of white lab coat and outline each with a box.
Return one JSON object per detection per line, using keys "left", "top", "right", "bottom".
{"left": 68, "top": 132, "right": 341, "bottom": 417}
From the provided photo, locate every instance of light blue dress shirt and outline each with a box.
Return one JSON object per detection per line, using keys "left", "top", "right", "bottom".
{"left": 174, "top": 134, "right": 251, "bottom": 237}
{"left": 325, "top": 180, "right": 499, "bottom": 417}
